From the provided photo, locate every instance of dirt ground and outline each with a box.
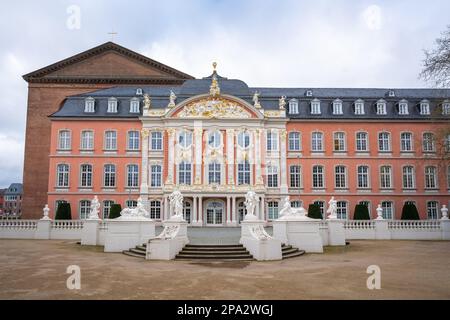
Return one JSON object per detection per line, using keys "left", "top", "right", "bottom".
{"left": 0, "top": 239, "right": 449, "bottom": 300}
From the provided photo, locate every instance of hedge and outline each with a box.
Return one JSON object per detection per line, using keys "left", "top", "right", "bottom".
{"left": 308, "top": 203, "right": 323, "bottom": 219}
{"left": 55, "top": 203, "right": 72, "bottom": 220}
{"left": 109, "top": 204, "right": 122, "bottom": 219}
{"left": 401, "top": 203, "right": 420, "bottom": 220}
{"left": 353, "top": 204, "right": 370, "bottom": 220}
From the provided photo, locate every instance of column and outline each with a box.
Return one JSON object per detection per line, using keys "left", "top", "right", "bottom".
{"left": 140, "top": 129, "right": 149, "bottom": 194}
{"left": 192, "top": 196, "right": 198, "bottom": 224}
{"left": 226, "top": 196, "right": 231, "bottom": 225}
{"left": 163, "top": 195, "right": 169, "bottom": 221}
{"left": 254, "top": 129, "right": 263, "bottom": 186}
{"left": 260, "top": 195, "right": 266, "bottom": 221}
{"left": 166, "top": 129, "right": 175, "bottom": 185}
{"left": 280, "top": 129, "right": 288, "bottom": 193}
{"left": 256, "top": 197, "right": 260, "bottom": 220}
{"left": 198, "top": 196, "right": 203, "bottom": 225}
{"left": 226, "top": 129, "right": 235, "bottom": 185}
{"left": 232, "top": 196, "right": 237, "bottom": 225}
{"left": 194, "top": 125, "right": 203, "bottom": 185}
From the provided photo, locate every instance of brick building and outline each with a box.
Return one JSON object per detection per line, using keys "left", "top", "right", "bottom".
{"left": 3, "top": 183, "right": 23, "bottom": 217}
{"left": 23, "top": 42, "right": 450, "bottom": 222}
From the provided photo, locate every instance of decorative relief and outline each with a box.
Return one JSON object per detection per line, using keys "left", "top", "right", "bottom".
{"left": 177, "top": 98, "right": 251, "bottom": 119}
{"left": 166, "top": 128, "right": 176, "bottom": 137}
{"left": 280, "top": 129, "right": 288, "bottom": 139}
{"left": 264, "top": 110, "right": 285, "bottom": 117}
{"left": 141, "top": 129, "right": 150, "bottom": 138}
{"left": 146, "top": 109, "right": 165, "bottom": 117}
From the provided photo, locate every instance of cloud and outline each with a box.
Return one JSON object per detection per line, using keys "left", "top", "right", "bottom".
{"left": 0, "top": 134, "right": 24, "bottom": 188}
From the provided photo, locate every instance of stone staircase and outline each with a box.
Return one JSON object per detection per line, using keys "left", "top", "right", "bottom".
{"left": 123, "top": 243, "right": 305, "bottom": 260}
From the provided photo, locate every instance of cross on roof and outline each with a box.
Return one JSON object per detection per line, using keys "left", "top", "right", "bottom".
{"left": 108, "top": 31, "right": 118, "bottom": 42}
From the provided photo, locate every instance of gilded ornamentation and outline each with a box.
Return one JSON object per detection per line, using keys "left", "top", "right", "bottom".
{"left": 166, "top": 128, "right": 176, "bottom": 137}
{"left": 264, "top": 110, "right": 284, "bottom": 117}
{"left": 210, "top": 62, "right": 221, "bottom": 96}
{"left": 141, "top": 129, "right": 150, "bottom": 138}
{"left": 146, "top": 110, "right": 165, "bottom": 116}
{"left": 178, "top": 98, "right": 251, "bottom": 119}
{"left": 280, "top": 129, "right": 287, "bottom": 139}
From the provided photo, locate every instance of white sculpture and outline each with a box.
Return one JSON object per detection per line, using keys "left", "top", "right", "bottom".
{"left": 41, "top": 204, "right": 50, "bottom": 220}
{"left": 326, "top": 197, "right": 337, "bottom": 219}
{"left": 169, "top": 190, "right": 184, "bottom": 220}
{"left": 441, "top": 205, "right": 448, "bottom": 220}
{"left": 168, "top": 90, "right": 177, "bottom": 108}
{"left": 244, "top": 191, "right": 259, "bottom": 220}
{"left": 88, "top": 196, "right": 100, "bottom": 219}
{"left": 249, "top": 225, "right": 273, "bottom": 240}
{"left": 277, "top": 196, "right": 309, "bottom": 220}
{"left": 279, "top": 96, "right": 286, "bottom": 110}
{"left": 118, "top": 197, "right": 150, "bottom": 220}
{"left": 155, "top": 225, "right": 180, "bottom": 240}
{"left": 376, "top": 204, "right": 384, "bottom": 220}
{"left": 279, "top": 196, "right": 292, "bottom": 218}
{"left": 253, "top": 91, "right": 261, "bottom": 109}
{"left": 143, "top": 93, "right": 151, "bottom": 110}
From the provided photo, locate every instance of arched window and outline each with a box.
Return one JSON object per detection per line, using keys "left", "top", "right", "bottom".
{"left": 58, "top": 130, "right": 71, "bottom": 150}
{"left": 335, "top": 165, "right": 347, "bottom": 188}
{"left": 425, "top": 166, "right": 437, "bottom": 189}
{"left": 104, "top": 164, "right": 116, "bottom": 187}
{"left": 290, "top": 165, "right": 301, "bottom": 188}
{"left": 400, "top": 132, "right": 413, "bottom": 152}
{"left": 314, "top": 200, "right": 325, "bottom": 217}
{"left": 208, "top": 131, "right": 221, "bottom": 148}
{"left": 151, "top": 165, "right": 162, "bottom": 187}
{"left": 237, "top": 201, "right": 247, "bottom": 223}
{"left": 84, "top": 97, "right": 95, "bottom": 113}
{"left": 332, "top": 99, "right": 343, "bottom": 115}
{"left": 398, "top": 100, "right": 409, "bottom": 115}
{"left": 380, "top": 166, "right": 392, "bottom": 189}
{"left": 80, "top": 130, "right": 94, "bottom": 150}
{"left": 402, "top": 166, "right": 415, "bottom": 189}
{"left": 104, "top": 131, "right": 117, "bottom": 150}
{"left": 127, "top": 131, "right": 140, "bottom": 151}
{"left": 356, "top": 132, "right": 368, "bottom": 151}
{"left": 80, "top": 164, "right": 92, "bottom": 187}
{"left": 237, "top": 131, "right": 250, "bottom": 149}
{"left": 422, "top": 133, "right": 435, "bottom": 152}
{"left": 289, "top": 99, "right": 299, "bottom": 114}
{"left": 357, "top": 165, "right": 369, "bottom": 189}
{"left": 126, "top": 164, "right": 139, "bottom": 187}
{"left": 333, "top": 132, "right": 346, "bottom": 151}
{"left": 268, "top": 201, "right": 279, "bottom": 220}
{"left": 381, "top": 201, "right": 393, "bottom": 219}
{"left": 102, "top": 200, "right": 114, "bottom": 219}
{"left": 312, "top": 165, "right": 324, "bottom": 189}
{"left": 427, "top": 201, "right": 439, "bottom": 219}
{"left": 126, "top": 200, "right": 138, "bottom": 208}
{"left": 311, "top": 132, "right": 323, "bottom": 152}
{"left": 57, "top": 164, "right": 69, "bottom": 187}
{"left": 378, "top": 132, "right": 391, "bottom": 151}
{"left": 267, "top": 165, "right": 278, "bottom": 188}
{"left": 151, "top": 131, "right": 163, "bottom": 150}
{"left": 179, "top": 131, "right": 192, "bottom": 148}
{"left": 354, "top": 99, "right": 365, "bottom": 115}
{"left": 79, "top": 200, "right": 91, "bottom": 219}
{"left": 130, "top": 98, "right": 140, "bottom": 113}
{"left": 337, "top": 201, "right": 348, "bottom": 219}
{"left": 107, "top": 97, "right": 118, "bottom": 113}
{"left": 267, "top": 131, "right": 278, "bottom": 151}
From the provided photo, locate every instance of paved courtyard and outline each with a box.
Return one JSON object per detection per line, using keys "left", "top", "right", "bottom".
{"left": 0, "top": 239, "right": 449, "bottom": 299}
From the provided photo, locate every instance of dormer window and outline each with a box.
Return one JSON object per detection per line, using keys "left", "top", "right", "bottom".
{"left": 311, "top": 99, "right": 321, "bottom": 114}
{"left": 332, "top": 99, "right": 343, "bottom": 115}
{"left": 354, "top": 99, "right": 365, "bottom": 115}
{"left": 419, "top": 100, "right": 430, "bottom": 115}
{"left": 289, "top": 99, "right": 299, "bottom": 114}
{"left": 130, "top": 98, "right": 140, "bottom": 113}
{"left": 84, "top": 97, "right": 95, "bottom": 113}
{"left": 107, "top": 97, "right": 118, "bottom": 113}
{"left": 398, "top": 99, "right": 409, "bottom": 115}
{"left": 376, "top": 99, "right": 387, "bottom": 115}
{"left": 136, "top": 88, "right": 143, "bottom": 95}
{"left": 305, "top": 90, "right": 313, "bottom": 97}
{"left": 442, "top": 100, "right": 450, "bottom": 115}
{"left": 388, "top": 90, "right": 395, "bottom": 97}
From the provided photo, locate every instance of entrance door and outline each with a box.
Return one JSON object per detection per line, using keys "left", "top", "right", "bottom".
{"left": 206, "top": 201, "right": 223, "bottom": 225}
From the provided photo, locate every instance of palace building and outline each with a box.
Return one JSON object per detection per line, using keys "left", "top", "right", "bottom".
{"left": 22, "top": 42, "right": 450, "bottom": 223}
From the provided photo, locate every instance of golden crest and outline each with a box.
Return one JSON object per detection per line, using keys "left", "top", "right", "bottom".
{"left": 178, "top": 98, "right": 251, "bottom": 119}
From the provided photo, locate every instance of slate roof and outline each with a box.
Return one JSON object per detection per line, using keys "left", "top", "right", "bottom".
{"left": 4, "top": 183, "right": 23, "bottom": 195}
{"left": 50, "top": 73, "right": 450, "bottom": 120}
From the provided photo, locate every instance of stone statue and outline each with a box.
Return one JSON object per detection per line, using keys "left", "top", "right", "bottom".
{"left": 326, "top": 196, "right": 337, "bottom": 219}
{"left": 441, "top": 205, "right": 448, "bottom": 220}
{"left": 253, "top": 91, "right": 261, "bottom": 109}
{"left": 168, "top": 90, "right": 177, "bottom": 108}
{"left": 279, "top": 196, "right": 292, "bottom": 218}
{"left": 89, "top": 196, "right": 100, "bottom": 219}
{"left": 244, "top": 191, "right": 259, "bottom": 220}
{"left": 279, "top": 96, "right": 286, "bottom": 110}
{"left": 376, "top": 204, "right": 384, "bottom": 220}
{"left": 143, "top": 93, "right": 151, "bottom": 110}
{"left": 277, "top": 196, "right": 309, "bottom": 220}
{"left": 169, "top": 190, "right": 184, "bottom": 220}
{"left": 119, "top": 197, "right": 150, "bottom": 220}
{"left": 41, "top": 204, "right": 50, "bottom": 220}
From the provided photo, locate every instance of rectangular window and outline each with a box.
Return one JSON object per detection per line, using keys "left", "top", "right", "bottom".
{"left": 105, "top": 131, "right": 117, "bottom": 150}
{"left": 126, "top": 200, "right": 138, "bottom": 208}
{"left": 130, "top": 99, "right": 140, "bottom": 113}
{"left": 335, "top": 166, "right": 347, "bottom": 188}
{"left": 425, "top": 166, "right": 437, "bottom": 189}
{"left": 333, "top": 101, "right": 343, "bottom": 114}
{"left": 151, "top": 165, "right": 162, "bottom": 187}
{"left": 57, "top": 164, "right": 69, "bottom": 187}
{"left": 127, "top": 131, "right": 140, "bottom": 150}
{"left": 79, "top": 200, "right": 91, "bottom": 219}
{"left": 402, "top": 166, "right": 415, "bottom": 189}
{"left": 84, "top": 98, "right": 95, "bottom": 113}
{"left": 208, "top": 162, "right": 221, "bottom": 184}
{"left": 312, "top": 165, "right": 324, "bottom": 189}
{"left": 80, "top": 130, "right": 94, "bottom": 150}
{"left": 420, "top": 102, "right": 430, "bottom": 115}
{"left": 380, "top": 166, "right": 392, "bottom": 189}
{"left": 355, "top": 102, "right": 365, "bottom": 115}
{"left": 337, "top": 201, "right": 348, "bottom": 219}
{"left": 427, "top": 201, "right": 439, "bottom": 219}
{"left": 151, "top": 131, "right": 163, "bottom": 150}
{"left": 289, "top": 100, "right": 299, "bottom": 114}
{"left": 104, "top": 164, "right": 116, "bottom": 187}
{"left": 311, "top": 132, "right": 323, "bottom": 152}
{"left": 290, "top": 165, "right": 301, "bottom": 188}
{"left": 267, "top": 166, "right": 278, "bottom": 188}
{"left": 80, "top": 164, "right": 92, "bottom": 187}
{"left": 311, "top": 100, "right": 321, "bottom": 114}
{"left": 378, "top": 132, "right": 391, "bottom": 152}
{"left": 333, "top": 132, "right": 346, "bottom": 151}
{"left": 102, "top": 200, "right": 114, "bottom": 219}
{"left": 150, "top": 201, "right": 161, "bottom": 219}
{"left": 179, "top": 162, "right": 192, "bottom": 185}
{"left": 267, "top": 131, "right": 278, "bottom": 151}
{"left": 58, "top": 130, "right": 71, "bottom": 150}
{"left": 357, "top": 166, "right": 369, "bottom": 188}
{"left": 127, "top": 164, "right": 139, "bottom": 187}
{"left": 107, "top": 99, "right": 118, "bottom": 113}
{"left": 268, "top": 201, "right": 279, "bottom": 220}
{"left": 356, "top": 132, "right": 368, "bottom": 152}
{"left": 377, "top": 102, "right": 386, "bottom": 115}
{"left": 238, "top": 161, "right": 251, "bottom": 185}
{"left": 422, "top": 133, "right": 435, "bottom": 152}
{"left": 381, "top": 201, "right": 393, "bottom": 219}
{"left": 400, "top": 132, "right": 413, "bottom": 152}
{"left": 288, "top": 132, "right": 301, "bottom": 151}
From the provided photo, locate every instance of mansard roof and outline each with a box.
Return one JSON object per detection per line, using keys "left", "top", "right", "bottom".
{"left": 50, "top": 73, "right": 450, "bottom": 119}
{"left": 4, "top": 183, "right": 23, "bottom": 195}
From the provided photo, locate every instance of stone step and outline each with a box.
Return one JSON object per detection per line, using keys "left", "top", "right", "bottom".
{"left": 180, "top": 250, "right": 250, "bottom": 255}
{"left": 184, "top": 244, "right": 244, "bottom": 249}
{"left": 180, "top": 247, "right": 249, "bottom": 252}
{"left": 123, "top": 250, "right": 145, "bottom": 258}
{"left": 282, "top": 248, "right": 300, "bottom": 255}
{"left": 135, "top": 245, "right": 146, "bottom": 251}
{"left": 282, "top": 250, "right": 305, "bottom": 259}
{"left": 281, "top": 245, "right": 293, "bottom": 251}
{"left": 130, "top": 248, "right": 146, "bottom": 255}
{"left": 176, "top": 253, "right": 254, "bottom": 260}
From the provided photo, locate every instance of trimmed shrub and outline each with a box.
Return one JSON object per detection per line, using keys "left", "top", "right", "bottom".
{"left": 353, "top": 204, "right": 370, "bottom": 220}
{"left": 108, "top": 204, "right": 122, "bottom": 219}
{"left": 55, "top": 203, "right": 71, "bottom": 220}
{"left": 401, "top": 203, "right": 420, "bottom": 220}
{"left": 308, "top": 204, "right": 322, "bottom": 219}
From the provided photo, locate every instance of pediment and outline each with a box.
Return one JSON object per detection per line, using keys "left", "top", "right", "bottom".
{"left": 23, "top": 42, "right": 193, "bottom": 84}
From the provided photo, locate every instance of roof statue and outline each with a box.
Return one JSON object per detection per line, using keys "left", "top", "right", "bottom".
{"left": 168, "top": 90, "right": 176, "bottom": 108}
{"left": 253, "top": 90, "right": 261, "bottom": 109}
{"left": 279, "top": 95, "right": 286, "bottom": 110}
{"left": 209, "top": 62, "right": 221, "bottom": 96}
{"left": 143, "top": 93, "right": 151, "bottom": 110}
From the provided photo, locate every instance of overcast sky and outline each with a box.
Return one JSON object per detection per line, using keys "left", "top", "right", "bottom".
{"left": 0, "top": 0, "right": 449, "bottom": 188}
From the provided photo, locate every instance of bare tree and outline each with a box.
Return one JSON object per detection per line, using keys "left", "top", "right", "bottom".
{"left": 419, "top": 25, "right": 450, "bottom": 88}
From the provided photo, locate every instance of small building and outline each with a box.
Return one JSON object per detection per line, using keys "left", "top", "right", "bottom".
{"left": 0, "top": 188, "right": 6, "bottom": 215}
{"left": 3, "top": 183, "right": 23, "bottom": 217}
